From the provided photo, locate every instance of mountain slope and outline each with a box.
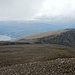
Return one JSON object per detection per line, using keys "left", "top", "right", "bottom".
{"left": 14, "top": 28, "right": 75, "bottom": 47}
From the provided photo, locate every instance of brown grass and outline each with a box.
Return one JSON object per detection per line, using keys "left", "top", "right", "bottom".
{"left": 0, "top": 44, "right": 75, "bottom": 67}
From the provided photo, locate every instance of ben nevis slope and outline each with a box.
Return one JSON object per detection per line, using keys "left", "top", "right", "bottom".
{"left": 14, "top": 28, "right": 75, "bottom": 47}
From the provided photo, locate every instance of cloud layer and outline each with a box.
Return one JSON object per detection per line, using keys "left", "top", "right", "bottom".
{"left": 0, "top": 0, "right": 75, "bottom": 22}
{"left": 0, "top": 35, "right": 11, "bottom": 41}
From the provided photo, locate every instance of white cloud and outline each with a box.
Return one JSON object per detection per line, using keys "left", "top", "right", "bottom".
{"left": 0, "top": 0, "right": 44, "bottom": 20}
{"left": 0, "top": 0, "right": 75, "bottom": 21}
{"left": 0, "top": 35, "right": 11, "bottom": 41}
{"left": 34, "top": 0, "right": 75, "bottom": 21}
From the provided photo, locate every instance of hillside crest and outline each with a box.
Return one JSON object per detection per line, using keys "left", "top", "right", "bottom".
{"left": 14, "top": 28, "right": 75, "bottom": 47}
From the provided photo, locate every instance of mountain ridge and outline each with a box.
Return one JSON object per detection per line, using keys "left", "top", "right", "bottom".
{"left": 14, "top": 28, "right": 75, "bottom": 47}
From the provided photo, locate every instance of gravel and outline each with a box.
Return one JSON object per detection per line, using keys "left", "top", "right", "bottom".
{"left": 0, "top": 58, "right": 75, "bottom": 75}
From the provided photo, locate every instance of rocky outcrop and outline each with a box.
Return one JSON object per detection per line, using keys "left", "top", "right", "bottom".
{"left": 35, "top": 29, "right": 75, "bottom": 47}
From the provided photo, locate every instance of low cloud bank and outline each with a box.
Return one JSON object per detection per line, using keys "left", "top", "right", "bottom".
{"left": 0, "top": 35, "right": 11, "bottom": 41}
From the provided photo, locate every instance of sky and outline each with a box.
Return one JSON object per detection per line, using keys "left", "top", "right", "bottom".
{"left": 0, "top": 0, "right": 75, "bottom": 41}
{"left": 0, "top": 0, "right": 75, "bottom": 22}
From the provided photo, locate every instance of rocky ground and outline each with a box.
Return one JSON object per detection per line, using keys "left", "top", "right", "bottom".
{"left": 0, "top": 58, "right": 75, "bottom": 75}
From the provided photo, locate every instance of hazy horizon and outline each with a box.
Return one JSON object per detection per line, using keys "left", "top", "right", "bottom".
{"left": 0, "top": 21, "right": 75, "bottom": 41}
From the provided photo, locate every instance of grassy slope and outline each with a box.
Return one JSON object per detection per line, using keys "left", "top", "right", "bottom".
{"left": 15, "top": 29, "right": 68, "bottom": 40}
{"left": 0, "top": 44, "right": 75, "bottom": 67}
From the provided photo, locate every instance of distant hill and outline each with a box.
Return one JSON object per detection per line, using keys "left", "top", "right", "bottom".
{"left": 14, "top": 28, "right": 75, "bottom": 47}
